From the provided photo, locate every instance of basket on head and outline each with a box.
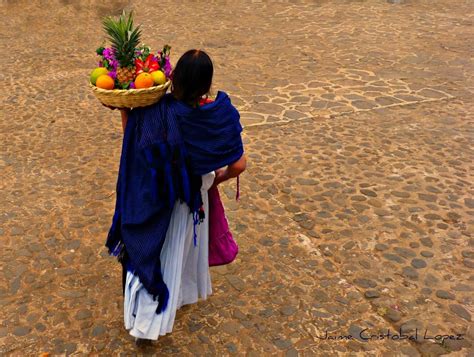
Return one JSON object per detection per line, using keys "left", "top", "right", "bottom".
{"left": 90, "top": 80, "right": 171, "bottom": 108}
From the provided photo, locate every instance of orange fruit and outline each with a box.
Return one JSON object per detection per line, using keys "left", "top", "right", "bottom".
{"left": 135, "top": 73, "right": 154, "bottom": 89}
{"left": 96, "top": 74, "right": 115, "bottom": 90}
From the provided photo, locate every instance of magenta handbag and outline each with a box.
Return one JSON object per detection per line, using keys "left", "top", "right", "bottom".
{"left": 208, "top": 184, "right": 239, "bottom": 266}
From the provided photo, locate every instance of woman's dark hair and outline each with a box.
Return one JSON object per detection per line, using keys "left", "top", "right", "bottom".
{"left": 171, "top": 49, "right": 213, "bottom": 104}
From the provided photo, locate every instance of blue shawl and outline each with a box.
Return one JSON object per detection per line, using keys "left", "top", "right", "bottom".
{"left": 106, "top": 91, "right": 243, "bottom": 313}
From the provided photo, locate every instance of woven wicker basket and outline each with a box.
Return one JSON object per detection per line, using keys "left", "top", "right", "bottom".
{"left": 90, "top": 80, "right": 171, "bottom": 108}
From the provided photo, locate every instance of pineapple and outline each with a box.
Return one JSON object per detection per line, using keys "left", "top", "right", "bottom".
{"left": 102, "top": 11, "right": 141, "bottom": 88}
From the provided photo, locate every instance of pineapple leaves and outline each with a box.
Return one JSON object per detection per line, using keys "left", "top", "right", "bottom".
{"left": 101, "top": 10, "right": 141, "bottom": 67}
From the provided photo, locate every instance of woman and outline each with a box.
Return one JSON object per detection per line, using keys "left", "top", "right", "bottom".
{"left": 106, "top": 49, "right": 246, "bottom": 342}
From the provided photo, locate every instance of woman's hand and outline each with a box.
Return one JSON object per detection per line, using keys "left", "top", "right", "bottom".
{"left": 212, "top": 154, "right": 247, "bottom": 187}
{"left": 102, "top": 104, "right": 130, "bottom": 111}
{"left": 213, "top": 168, "right": 227, "bottom": 187}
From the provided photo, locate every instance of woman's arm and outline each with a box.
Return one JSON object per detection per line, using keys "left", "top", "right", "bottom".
{"left": 120, "top": 109, "right": 129, "bottom": 132}
{"left": 102, "top": 104, "right": 130, "bottom": 132}
{"left": 213, "top": 154, "right": 247, "bottom": 187}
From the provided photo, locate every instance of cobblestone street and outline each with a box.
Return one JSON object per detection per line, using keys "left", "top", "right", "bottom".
{"left": 1, "top": 0, "right": 473, "bottom": 355}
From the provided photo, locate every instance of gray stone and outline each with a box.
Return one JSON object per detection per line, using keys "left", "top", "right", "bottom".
{"left": 418, "top": 193, "right": 437, "bottom": 202}
{"left": 92, "top": 325, "right": 106, "bottom": 336}
{"left": 375, "top": 243, "right": 388, "bottom": 251}
{"left": 402, "top": 266, "right": 419, "bottom": 280}
{"left": 394, "top": 247, "right": 416, "bottom": 258}
{"left": 300, "top": 220, "right": 315, "bottom": 230}
{"left": 11, "top": 226, "right": 24, "bottom": 236}
{"left": 385, "top": 308, "right": 401, "bottom": 322}
{"left": 424, "top": 213, "right": 442, "bottom": 220}
{"left": 399, "top": 345, "right": 420, "bottom": 356}
{"left": 259, "top": 237, "right": 275, "bottom": 246}
{"left": 364, "top": 290, "right": 380, "bottom": 298}
{"left": 259, "top": 308, "right": 274, "bottom": 318}
{"left": 353, "top": 278, "right": 377, "bottom": 288}
{"left": 225, "top": 342, "right": 238, "bottom": 353}
{"left": 400, "top": 319, "right": 423, "bottom": 334}
{"left": 374, "top": 208, "right": 391, "bottom": 216}
{"left": 273, "top": 338, "right": 292, "bottom": 350}
{"left": 348, "top": 325, "right": 366, "bottom": 342}
{"left": 424, "top": 273, "right": 439, "bottom": 287}
{"left": 198, "top": 333, "right": 210, "bottom": 344}
{"left": 383, "top": 253, "right": 405, "bottom": 263}
{"left": 452, "top": 283, "right": 473, "bottom": 292}
{"left": 352, "top": 100, "right": 377, "bottom": 110}
{"left": 335, "top": 296, "right": 350, "bottom": 305}
{"left": 420, "top": 251, "right": 434, "bottom": 258}
{"left": 285, "top": 348, "right": 299, "bottom": 357}
{"left": 64, "top": 343, "right": 77, "bottom": 354}
{"left": 35, "top": 323, "right": 46, "bottom": 332}
{"left": 344, "top": 241, "right": 356, "bottom": 250}
{"left": 314, "top": 289, "right": 329, "bottom": 302}
{"left": 296, "top": 178, "right": 318, "bottom": 185}
{"left": 323, "top": 260, "right": 335, "bottom": 272}
{"left": 421, "top": 287, "right": 432, "bottom": 295}
{"left": 226, "top": 275, "right": 245, "bottom": 291}
{"left": 409, "top": 242, "right": 420, "bottom": 249}
{"left": 462, "top": 251, "right": 474, "bottom": 259}
{"left": 221, "top": 321, "right": 242, "bottom": 335}
{"left": 420, "top": 237, "right": 433, "bottom": 247}
{"left": 13, "top": 326, "right": 31, "bottom": 336}
{"left": 391, "top": 191, "right": 410, "bottom": 198}
{"left": 449, "top": 304, "right": 471, "bottom": 321}
{"left": 463, "top": 259, "right": 474, "bottom": 269}
{"left": 280, "top": 306, "right": 297, "bottom": 316}
{"left": 75, "top": 309, "right": 92, "bottom": 320}
{"left": 411, "top": 258, "right": 427, "bottom": 269}
{"left": 464, "top": 198, "right": 474, "bottom": 208}
{"left": 360, "top": 189, "right": 377, "bottom": 197}
{"left": 436, "top": 290, "right": 455, "bottom": 300}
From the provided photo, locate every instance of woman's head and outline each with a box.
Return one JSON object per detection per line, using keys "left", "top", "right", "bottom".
{"left": 171, "top": 49, "right": 213, "bottom": 104}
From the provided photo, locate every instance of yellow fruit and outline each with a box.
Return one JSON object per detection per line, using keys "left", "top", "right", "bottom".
{"left": 90, "top": 67, "right": 109, "bottom": 85}
{"left": 135, "top": 73, "right": 154, "bottom": 89}
{"left": 96, "top": 74, "right": 115, "bottom": 90}
{"left": 151, "top": 70, "right": 167, "bottom": 85}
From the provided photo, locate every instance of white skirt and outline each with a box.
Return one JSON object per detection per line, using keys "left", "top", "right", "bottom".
{"left": 123, "top": 172, "right": 215, "bottom": 340}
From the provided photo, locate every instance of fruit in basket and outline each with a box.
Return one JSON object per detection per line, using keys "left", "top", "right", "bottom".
{"left": 102, "top": 11, "right": 141, "bottom": 88}
{"left": 90, "top": 67, "right": 109, "bottom": 85}
{"left": 134, "top": 73, "right": 154, "bottom": 89}
{"left": 96, "top": 74, "right": 115, "bottom": 90}
{"left": 151, "top": 70, "right": 166, "bottom": 85}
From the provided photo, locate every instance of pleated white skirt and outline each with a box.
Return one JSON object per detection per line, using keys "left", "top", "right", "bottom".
{"left": 123, "top": 172, "right": 215, "bottom": 340}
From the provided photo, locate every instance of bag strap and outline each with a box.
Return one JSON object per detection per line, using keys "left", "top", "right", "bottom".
{"left": 236, "top": 175, "right": 240, "bottom": 201}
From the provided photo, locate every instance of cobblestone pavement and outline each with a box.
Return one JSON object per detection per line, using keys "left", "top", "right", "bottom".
{"left": 1, "top": 0, "right": 473, "bottom": 355}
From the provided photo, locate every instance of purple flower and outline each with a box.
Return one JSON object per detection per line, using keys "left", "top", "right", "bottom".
{"left": 109, "top": 59, "right": 119, "bottom": 70}
{"left": 108, "top": 71, "right": 117, "bottom": 79}
{"left": 129, "top": 82, "right": 136, "bottom": 89}
{"left": 103, "top": 48, "right": 116, "bottom": 61}
{"left": 98, "top": 61, "right": 103, "bottom": 67}
{"left": 164, "top": 57, "right": 172, "bottom": 77}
